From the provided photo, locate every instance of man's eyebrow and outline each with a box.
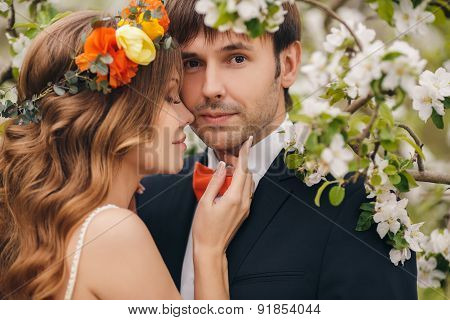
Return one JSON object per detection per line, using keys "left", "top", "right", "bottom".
{"left": 181, "top": 52, "right": 198, "bottom": 60}
{"left": 220, "top": 42, "right": 254, "bottom": 52}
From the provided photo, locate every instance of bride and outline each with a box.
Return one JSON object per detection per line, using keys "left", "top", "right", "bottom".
{"left": 0, "top": 6, "right": 253, "bottom": 299}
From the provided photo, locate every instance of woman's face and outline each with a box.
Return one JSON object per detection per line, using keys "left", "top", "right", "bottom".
{"left": 130, "top": 73, "right": 194, "bottom": 176}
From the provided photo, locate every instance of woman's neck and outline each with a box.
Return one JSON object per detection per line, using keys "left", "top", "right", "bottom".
{"left": 102, "top": 162, "right": 142, "bottom": 210}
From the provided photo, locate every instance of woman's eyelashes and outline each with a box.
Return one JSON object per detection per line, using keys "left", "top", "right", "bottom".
{"left": 166, "top": 95, "right": 181, "bottom": 105}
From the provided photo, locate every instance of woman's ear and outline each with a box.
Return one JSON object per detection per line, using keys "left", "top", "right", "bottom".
{"left": 280, "top": 41, "right": 302, "bottom": 88}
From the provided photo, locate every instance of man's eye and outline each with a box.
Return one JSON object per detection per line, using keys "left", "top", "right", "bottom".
{"left": 230, "top": 55, "right": 247, "bottom": 64}
{"left": 184, "top": 60, "right": 201, "bottom": 69}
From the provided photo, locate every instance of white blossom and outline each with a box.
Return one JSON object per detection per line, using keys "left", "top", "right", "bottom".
{"left": 7, "top": 33, "right": 32, "bottom": 70}
{"left": 304, "top": 164, "right": 327, "bottom": 187}
{"left": 389, "top": 247, "right": 411, "bottom": 266}
{"left": 393, "top": 0, "right": 435, "bottom": 37}
{"left": 412, "top": 67, "right": 450, "bottom": 121}
{"left": 344, "top": 40, "right": 384, "bottom": 99}
{"left": 324, "top": 22, "right": 376, "bottom": 53}
{"left": 404, "top": 222, "right": 425, "bottom": 252}
{"left": 237, "top": 0, "right": 263, "bottom": 21}
{"left": 373, "top": 192, "right": 409, "bottom": 239}
{"left": 282, "top": 122, "right": 304, "bottom": 153}
{"left": 195, "top": 0, "right": 219, "bottom": 27}
{"left": 0, "top": 1, "right": 9, "bottom": 13}
{"left": 320, "top": 134, "right": 354, "bottom": 178}
{"left": 417, "top": 256, "right": 446, "bottom": 288}
{"left": 421, "top": 229, "right": 450, "bottom": 261}
{"left": 381, "top": 41, "right": 427, "bottom": 95}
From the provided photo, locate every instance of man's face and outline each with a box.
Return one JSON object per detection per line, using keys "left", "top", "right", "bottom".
{"left": 180, "top": 32, "right": 286, "bottom": 153}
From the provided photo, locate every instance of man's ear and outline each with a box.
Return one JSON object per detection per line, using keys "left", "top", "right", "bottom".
{"left": 280, "top": 41, "right": 302, "bottom": 88}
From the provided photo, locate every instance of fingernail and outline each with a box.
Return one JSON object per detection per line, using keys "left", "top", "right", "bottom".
{"left": 217, "top": 161, "right": 225, "bottom": 174}
{"left": 247, "top": 136, "right": 253, "bottom": 149}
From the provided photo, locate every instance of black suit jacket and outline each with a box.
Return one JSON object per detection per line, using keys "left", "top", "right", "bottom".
{"left": 137, "top": 151, "right": 418, "bottom": 299}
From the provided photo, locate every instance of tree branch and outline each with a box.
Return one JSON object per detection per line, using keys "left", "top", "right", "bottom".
{"left": 299, "top": 0, "right": 363, "bottom": 51}
{"left": 324, "top": 0, "right": 350, "bottom": 28}
{"left": 407, "top": 170, "right": 450, "bottom": 185}
{"left": 0, "top": 66, "right": 13, "bottom": 85}
{"left": 396, "top": 123, "right": 425, "bottom": 172}
{"left": 6, "top": 1, "right": 18, "bottom": 38}
{"left": 345, "top": 94, "right": 373, "bottom": 113}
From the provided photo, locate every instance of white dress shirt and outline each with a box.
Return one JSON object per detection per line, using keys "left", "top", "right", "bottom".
{"left": 180, "top": 115, "right": 294, "bottom": 299}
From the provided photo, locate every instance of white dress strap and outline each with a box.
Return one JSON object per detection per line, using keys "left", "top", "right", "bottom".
{"left": 64, "top": 204, "right": 119, "bottom": 300}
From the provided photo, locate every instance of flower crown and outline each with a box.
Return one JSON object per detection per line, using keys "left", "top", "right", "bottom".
{"left": 0, "top": 0, "right": 172, "bottom": 125}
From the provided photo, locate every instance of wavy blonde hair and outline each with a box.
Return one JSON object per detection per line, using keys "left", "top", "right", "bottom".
{"left": 0, "top": 11, "right": 182, "bottom": 299}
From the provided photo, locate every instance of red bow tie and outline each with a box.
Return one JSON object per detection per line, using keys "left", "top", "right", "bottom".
{"left": 192, "top": 162, "right": 233, "bottom": 201}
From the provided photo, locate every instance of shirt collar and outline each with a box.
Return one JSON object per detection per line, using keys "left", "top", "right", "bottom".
{"left": 207, "top": 114, "right": 292, "bottom": 189}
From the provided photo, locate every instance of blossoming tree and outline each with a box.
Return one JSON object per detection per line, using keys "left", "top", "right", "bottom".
{"left": 0, "top": 0, "right": 449, "bottom": 299}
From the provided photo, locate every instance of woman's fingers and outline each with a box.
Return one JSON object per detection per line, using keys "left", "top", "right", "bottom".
{"left": 201, "top": 161, "right": 226, "bottom": 204}
{"left": 226, "top": 136, "right": 253, "bottom": 196}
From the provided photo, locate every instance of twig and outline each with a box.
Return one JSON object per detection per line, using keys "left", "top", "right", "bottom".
{"left": 345, "top": 94, "right": 373, "bottom": 113}
{"left": 0, "top": 66, "right": 13, "bottom": 85}
{"left": 395, "top": 123, "right": 425, "bottom": 172}
{"left": 299, "top": 0, "right": 363, "bottom": 51}
{"left": 407, "top": 170, "right": 450, "bottom": 185}
{"left": 324, "top": 0, "right": 350, "bottom": 27}
{"left": 356, "top": 102, "right": 379, "bottom": 142}
{"left": 6, "top": 1, "right": 18, "bottom": 38}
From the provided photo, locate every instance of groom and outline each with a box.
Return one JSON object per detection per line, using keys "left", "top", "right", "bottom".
{"left": 137, "top": 0, "right": 417, "bottom": 299}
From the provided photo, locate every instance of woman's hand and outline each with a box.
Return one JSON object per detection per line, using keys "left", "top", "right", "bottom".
{"left": 192, "top": 135, "right": 254, "bottom": 256}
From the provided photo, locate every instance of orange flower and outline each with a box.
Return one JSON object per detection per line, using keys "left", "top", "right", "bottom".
{"left": 143, "top": 0, "right": 170, "bottom": 32}
{"left": 75, "top": 27, "right": 117, "bottom": 71}
{"left": 109, "top": 49, "right": 138, "bottom": 88}
{"left": 75, "top": 27, "right": 138, "bottom": 88}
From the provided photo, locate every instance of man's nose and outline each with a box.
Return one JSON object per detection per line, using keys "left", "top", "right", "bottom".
{"left": 202, "top": 63, "right": 226, "bottom": 101}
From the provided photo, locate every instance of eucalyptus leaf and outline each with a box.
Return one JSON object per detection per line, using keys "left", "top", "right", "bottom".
{"left": 53, "top": 85, "right": 66, "bottom": 96}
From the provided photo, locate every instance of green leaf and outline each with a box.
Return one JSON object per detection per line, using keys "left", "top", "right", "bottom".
{"left": 394, "top": 172, "right": 410, "bottom": 192}
{"left": 64, "top": 71, "right": 78, "bottom": 85}
{"left": 381, "top": 51, "right": 404, "bottom": 61}
{"left": 389, "top": 174, "right": 401, "bottom": 185}
{"left": 444, "top": 97, "right": 450, "bottom": 109}
{"left": 245, "top": 18, "right": 265, "bottom": 38}
{"left": 370, "top": 174, "right": 382, "bottom": 186}
{"left": 383, "top": 164, "right": 397, "bottom": 175}
{"left": 431, "top": 108, "right": 444, "bottom": 129}
{"left": 401, "top": 171, "right": 418, "bottom": 189}
{"left": 285, "top": 153, "right": 303, "bottom": 170}
{"left": 164, "top": 36, "right": 172, "bottom": 50}
{"left": 53, "top": 85, "right": 66, "bottom": 96}
{"left": 356, "top": 210, "right": 374, "bottom": 232}
{"left": 360, "top": 202, "right": 375, "bottom": 212}
{"left": 49, "top": 11, "right": 72, "bottom": 25}
{"left": 69, "top": 85, "right": 79, "bottom": 94}
{"left": 95, "top": 62, "right": 109, "bottom": 76}
{"left": 314, "top": 181, "right": 333, "bottom": 207}
{"left": 13, "top": 22, "right": 39, "bottom": 30}
{"left": 397, "top": 134, "right": 426, "bottom": 160}
{"left": 329, "top": 185, "right": 345, "bottom": 206}
{"left": 377, "top": 0, "right": 394, "bottom": 25}
{"left": 143, "top": 10, "right": 152, "bottom": 22}
{"left": 379, "top": 103, "right": 394, "bottom": 127}
{"left": 100, "top": 54, "right": 113, "bottom": 65}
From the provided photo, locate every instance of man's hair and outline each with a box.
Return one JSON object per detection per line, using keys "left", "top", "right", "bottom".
{"left": 166, "top": 0, "right": 301, "bottom": 111}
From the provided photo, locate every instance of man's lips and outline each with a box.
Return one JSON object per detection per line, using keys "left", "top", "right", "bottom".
{"left": 198, "top": 112, "right": 239, "bottom": 124}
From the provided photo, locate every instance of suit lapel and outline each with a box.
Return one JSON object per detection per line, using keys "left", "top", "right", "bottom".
{"left": 226, "top": 151, "right": 298, "bottom": 282}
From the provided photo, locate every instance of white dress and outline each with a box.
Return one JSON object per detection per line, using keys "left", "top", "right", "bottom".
{"left": 64, "top": 204, "right": 119, "bottom": 300}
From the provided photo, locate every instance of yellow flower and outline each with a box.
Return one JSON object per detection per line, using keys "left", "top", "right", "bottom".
{"left": 115, "top": 25, "right": 156, "bottom": 65}
{"left": 138, "top": 13, "right": 164, "bottom": 41}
